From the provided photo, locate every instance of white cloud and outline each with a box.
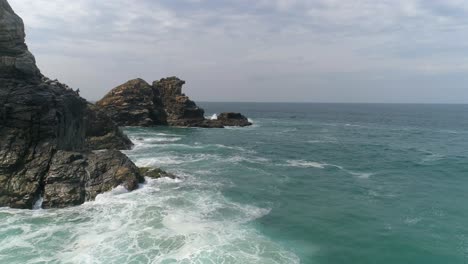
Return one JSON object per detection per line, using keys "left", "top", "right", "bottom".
{"left": 7, "top": 0, "right": 468, "bottom": 103}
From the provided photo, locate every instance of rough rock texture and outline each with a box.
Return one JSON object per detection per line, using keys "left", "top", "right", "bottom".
{"left": 43, "top": 150, "right": 143, "bottom": 208}
{"left": 0, "top": 0, "right": 40, "bottom": 79}
{"left": 97, "top": 76, "right": 252, "bottom": 128}
{"left": 0, "top": 0, "right": 142, "bottom": 209}
{"left": 85, "top": 103, "right": 133, "bottom": 150}
{"left": 139, "top": 167, "right": 177, "bottom": 180}
{"left": 211, "top": 112, "right": 252, "bottom": 127}
{"left": 153, "top": 77, "right": 205, "bottom": 126}
{"left": 96, "top": 79, "right": 166, "bottom": 127}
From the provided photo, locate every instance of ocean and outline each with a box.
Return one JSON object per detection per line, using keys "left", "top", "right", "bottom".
{"left": 1, "top": 102, "right": 468, "bottom": 264}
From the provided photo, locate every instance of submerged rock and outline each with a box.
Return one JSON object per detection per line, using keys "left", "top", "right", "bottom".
{"left": 211, "top": 112, "right": 252, "bottom": 127}
{"left": 0, "top": 0, "right": 142, "bottom": 209}
{"left": 139, "top": 167, "right": 177, "bottom": 180}
{"left": 97, "top": 76, "right": 252, "bottom": 128}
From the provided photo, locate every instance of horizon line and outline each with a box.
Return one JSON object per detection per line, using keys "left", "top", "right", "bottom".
{"left": 196, "top": 101, "right": 468, "bottom": 105}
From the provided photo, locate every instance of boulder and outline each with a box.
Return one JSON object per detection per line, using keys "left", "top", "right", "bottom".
{"left": 213, "top": 112, "right": 252, "bottom": 127}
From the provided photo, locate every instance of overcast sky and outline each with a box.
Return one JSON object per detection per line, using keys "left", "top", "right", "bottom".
{"left": 9, "top": 0, "right": 468, "bottom": 103}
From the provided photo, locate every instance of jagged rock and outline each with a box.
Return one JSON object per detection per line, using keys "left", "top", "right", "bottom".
{"left": 96, "top": 78, "right": 166, "bottom": 126}
{"left": 0, "top": 0, "right": 40, "bottom": 79}
{"left": 84, "top": 103, "right": 133, "bottom": 150}
{"left": 214, "top": 112, "right": 252, "bottom": 127}
{"left": 153, "top": 77, "right": 205, "bottom": 126}
{"left": 139, "top": 167, "right": 177, "bottom": 180}
{"left": 0, "top": 0, "right": 141, "bottom": 209}
{"left": 43, "top": 150, "right": 144, "bottom": 208}
{"left": 96, "top": 76, "right": 252, "bottom": 128}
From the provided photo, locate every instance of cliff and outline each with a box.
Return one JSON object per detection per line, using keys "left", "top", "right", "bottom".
{"left": 0, "top": 0, "right": 141, "bottom": 209}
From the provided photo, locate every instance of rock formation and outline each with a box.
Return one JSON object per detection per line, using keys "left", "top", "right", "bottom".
{"left": 210, "top": 112, "right": 252, "bottom": 127}
{"left": 0, "top": 0, "right": 142, "bottom": 209}
{"left": 85, "top": 103, "right": 133, "bottom": 150}
{"left": 0, "top": 0, "right": 40, "bottom": 79}
{"left": 152, "top": 77, "right": 206, "bottom": 126}
{"left": 97, "top": 76, "right": 252, "bottom": 128}
{"left": 96, "top": 78, "right": 166, "bottom": 127}
{"left": 42, "top": 150, "right": 143, "bottom": 208}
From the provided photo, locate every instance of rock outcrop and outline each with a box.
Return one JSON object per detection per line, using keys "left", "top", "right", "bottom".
{"left": 0, "top": 0, "right": 142, "bottom": 209}
{"left": 139, "top": 167, "right": 177, "bottom": 180}
{"left": 42, "top": 150, "right": 143, "bottom": 208}
{"left": 0, "top": 0, "right": 40, "bottom": 79}
{"left": 153, "top": 77, "right": 206, "bottom": 126}
{"left": 97, "top": 76, "right": 252, "bottom": 128}
{"left": 96, "top": 79, "right": 166, "bottom": 127}
{"left": 210, "top": 112, "right": 252, "bottom": 127}
{"left": 84, "top": 103, "right": 133, "bottom": 150}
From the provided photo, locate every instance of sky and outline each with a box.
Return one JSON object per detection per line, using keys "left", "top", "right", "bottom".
{"left": 8, "top": 0, "right": 468, "bottom": 103}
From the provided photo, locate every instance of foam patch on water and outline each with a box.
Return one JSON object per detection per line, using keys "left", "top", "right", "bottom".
{"left": 135, "top": 154, "right": 221, "bottom": 167}
{"left": 0, "top": 174, "right": 299, "bottom": 264}
{"left": 285, "top": 160, "right": 374, "bottom": 179}
{"left": 33, "top": 196, "right": 43, "bottom": 210}
{"left": 286, "top": 160, "right": 328, "bottom": 169}
{"left": 404, "top": 217, "right": 422, "bottom": 225}
{"left": 227, "top": 155, "right": 270, "bottom": 164}
{"left": 130, "top": 136, "right": 182, "bottom": 149}
{"left": 347, "top": 171, "right": 374, "bottom": 179}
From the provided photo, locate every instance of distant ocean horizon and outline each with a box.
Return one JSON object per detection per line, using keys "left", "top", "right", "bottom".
{"left": 1, "top": 102, "right": 468, "bottom": 263}
{"left": 88, "top": 99, "right": 468, "bottom": 105}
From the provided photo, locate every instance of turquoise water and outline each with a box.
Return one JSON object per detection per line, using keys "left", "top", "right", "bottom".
{"left": 1, "top": 103, "right": 468, "bottom": 263}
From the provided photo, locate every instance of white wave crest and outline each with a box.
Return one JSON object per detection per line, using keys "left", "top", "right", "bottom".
{"left": 286, "top": 160, "right": 328, "bottom": 169}
{"left": 0, "top": 172, "right": 299, "bottom": 264}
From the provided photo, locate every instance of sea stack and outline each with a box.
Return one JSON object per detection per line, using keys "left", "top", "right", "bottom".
{"left": 153, "top": 77, "right": 206, "bottom": 127}
{"left": 97, "top": 76, "right": 252, "bottom": 128}
{"left": 0, "top": 0, "right": 143, "bottom": 209}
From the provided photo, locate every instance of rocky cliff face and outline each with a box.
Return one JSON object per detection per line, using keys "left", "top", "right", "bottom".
{"left": 84, "top": 103, "right": 133, "bottom": 150}
{"left": 97, "top": 76, "right": 252, "bottom": 128}
{"left": 0, "top": 0, "right": 142, "bottom": 209}
{"left": 153, "top": 77, "right": 206, "bottom": 126}
{"left": 96, "top": 78, "right": 166, "bottom": 126}
{"left": 0, "top": 0, "right": 40, "bottom": 79}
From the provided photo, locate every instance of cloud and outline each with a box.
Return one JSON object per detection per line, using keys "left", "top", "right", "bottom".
{"left": 7, "top": 0, "right": 468, "bottom": 103}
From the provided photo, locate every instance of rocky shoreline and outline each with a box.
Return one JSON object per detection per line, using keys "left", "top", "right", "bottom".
{"left": 0, "top": 0, "right": 251, "bottom": 209}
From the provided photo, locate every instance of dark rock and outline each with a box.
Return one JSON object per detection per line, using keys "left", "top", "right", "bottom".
{"left": 96, "top": 78, "right": 166, "bottom": 126}
{"left": 43, "top": 150, "right": 144, "bottom": 208}
{"left": 139, "top": 167, "right": 177, "bottom": 180}
{"left": 84, "top": 103, "right": 133, "bottom": 150}
{"left": 0, "top": 1, "right": 141, "bottom": 209}
{"left": 0, "top": 0, "right": 40, "bottom": 79}
{"left": 215, "top": 112, "right": 252, "bottom": 127}
{"left": 152, "top": 77, "right": 205, "bottom": 126}
{"left": 96, "top": 76, "right": 252, "bottom": 128}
